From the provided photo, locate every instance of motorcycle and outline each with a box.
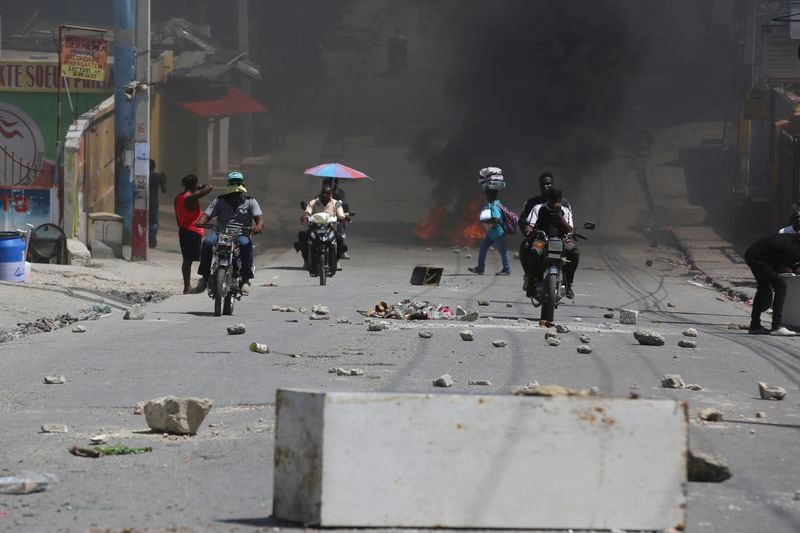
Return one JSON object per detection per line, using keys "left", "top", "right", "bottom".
{"left": 530, "top": 222, "right": 595, "bottom": 320}
{"left": 299, "top": 202, "right": 353, "bottom": 286}
{"left": 201, "top": 222, "right": 250, "bottom": 316}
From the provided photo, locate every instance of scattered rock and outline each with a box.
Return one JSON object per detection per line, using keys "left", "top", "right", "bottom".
{"left": 90, "top": 434, "right": 109, "bottom": 444}
{"left": 678, "top": 340, "right": 697, "bottom": 349}
{"left": 465, "top": 254, "right": 473, "bottom": 259}
{"left": 492, "top": 339, "right": 507, "bottom": 348}
{"left": 455, "top": 306, "right": 467, "bottom": 317}
{"left": 633, "top": 329, "right": 665, "bottom": 346}
{"left": 40, "top": 424, "right": 68, "bottom": 433}
{"left": 271, "top": 305, "right": 281, "bottom": 311}
{"left": 132, "top": 402, "right": 145, "bottom": 415}
{"left": 468, "top": 380, "right": 492, "bottom": 386}
{"left": 686, "top": 384, "right": 704, "bottom": 391}
{"left": 123, "top": 305, "right": 146, "bottom": 320}
{"left": 336, "top": 317, "right": 351, "bottom": 324}
{"left": 577, "top": 345, "right": 593, "bottom": 354}
{"left": 682, "top": 328, "right": 698, "bottom": 337}
{"left": 226, "top": 324, "right": 246, "bottom": 335}
{"left": 506, "top": 303, "right": 513, "bottom": 308}
{"left": 755, "top": 411, "right": 766, "bottom": 419}
{"left": 698, "top": 408, "right": 723, "bottom": 422}
{"left": 283, "top": 307, "right": 297, "bottom": 313}
{"left": 727, "top": 323, "right": 747, "bottom": 330}
{"left": 92, "top": 302, "right": 113, "bottom": 314}
{"left": 144, "top": 396, "right": 213, "bottom": 435}
{"left": 515, "top": 384, "right": 592, "bottom": 397}
{"left": 433, "top": 374, "right": 454, "bottom": 387}
{"left": 249, "top": 343, "right": 270, "bottom": 354}
{"left": 460, "top": 330, "right": 475, "bottom": 341}
{"left": 309, "top": 314, "right": 329, "bottom": 321}
{"left": 460, "top": 311, "right": 480, "bottom": 322}
{"left": 368, "top": 321, "right": 390, "bottom": 332}
{"left": 579, "top": 334, "right": 591, "bottom": 344}
{"left": 334, "top": 368, "right": 364, "bottom": 376}
{"left": 603, "top": 312, "right": 615, "bottom": 319}
{"left": 43, "top": 375, "right": 65, "bottom": 385}
{"left": 758, "top": 381, "right": 786, "bottom": 401}
{"left": 546, "top": 336, "right": 561, "bottom": 346}
{"left": 667, "top": 302, "right": 677, "bottom": 308}
{"left": 71, "top": 325, "right": 87, "bottom": 333}
{"left": 555, "top": 324, "right": 570, "bottom": 334}
{"left": 544, "top": 328, "right": 558, "bottom": 339}
{"left": 311, "top": 304, "right": 330, "bottom": 315}
{"left": 478, "top": 300, "right": 490, "bottom": 306}
{"left": 688, "top": 449, "right": 732, "bottom": 482}
{"left": 418, "top": 330, "right": 433, "bottom": 339}
{"left": 661, "top": 374, "right": 686, "bottom": 389}
{"left": 299, "top": 306, "right": 309, "bottom": 314}
{"left": 619, "top": 309, "right": 638, "bottom": 325}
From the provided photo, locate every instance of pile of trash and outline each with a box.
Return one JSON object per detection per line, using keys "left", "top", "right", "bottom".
{"left": 361, "top": 299, "right": 456, "bottom": 320}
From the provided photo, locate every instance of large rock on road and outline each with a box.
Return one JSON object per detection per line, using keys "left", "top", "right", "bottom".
{"left": 144, "top": 396, "right": 214, "bottom": 435}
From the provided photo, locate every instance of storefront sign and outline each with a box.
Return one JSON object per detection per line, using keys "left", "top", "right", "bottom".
{"left": 0, "top": 61, "right": 112, "bottom": 93}
{"left": 60, "top": 35, "right": 109, "bottom": 82}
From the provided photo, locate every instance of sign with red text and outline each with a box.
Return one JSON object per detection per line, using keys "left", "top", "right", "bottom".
{"left": 60, "top": 35, "right": 108, "bottom": 81}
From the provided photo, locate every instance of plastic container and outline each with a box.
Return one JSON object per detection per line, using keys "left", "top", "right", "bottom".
{"left": 0, "top": 231, "right": 26, "bottom": 283}
{"left": 0, "top": 472, "right": 57, "bottom": 494}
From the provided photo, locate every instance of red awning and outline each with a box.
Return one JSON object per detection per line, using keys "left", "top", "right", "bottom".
{"left": 178, "top": 86, "right": 268, "bottom": 117}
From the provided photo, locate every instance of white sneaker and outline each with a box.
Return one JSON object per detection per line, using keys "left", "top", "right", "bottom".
{"left": 769, "top": 327, "right": 796, "bottom": 336}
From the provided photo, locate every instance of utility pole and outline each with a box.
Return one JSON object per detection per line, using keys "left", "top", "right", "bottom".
{"left": 113, "top": 0, "right": 135, "bottom": 253}
{"left": 237, "top": 0, "right": 252, "bottom": 157}
{"left": 132, "top": 0, "right": 150, "bottom": 260}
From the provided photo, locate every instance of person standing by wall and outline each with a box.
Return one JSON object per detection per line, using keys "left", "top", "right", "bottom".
{"left": 174, "top": 174, "right": 213, "bottom": 293}
{"left": 149, "top": 160, "right": 168, "bottom": 248}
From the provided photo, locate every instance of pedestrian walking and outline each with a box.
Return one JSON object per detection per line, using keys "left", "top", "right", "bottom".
{"left": 745, "top": 233, "right": 800, "bottom": 336}
{"left": 174, "top": 174, "right": 213, "bottom": 293}
{"left": 149, "top": 159, "right": 167, "bottom": 248}
{"left": 468, "top": 168, "right": 510, "bottom": 276}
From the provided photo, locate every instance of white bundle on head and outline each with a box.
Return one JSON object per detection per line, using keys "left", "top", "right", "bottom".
{"left": 478, "top": 166, "right": 505, "bottom": 190}
{"left": 479, "top": 167, "right": 503, "bottom": 178}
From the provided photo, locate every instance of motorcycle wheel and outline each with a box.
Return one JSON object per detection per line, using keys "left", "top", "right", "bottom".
{"left": 223, "top": 291, "right": 234, "bottom": 315}
{"left": 546, "top": 272, "right": 560, "bottom": 309}
{"left": 319, "top": 253, "right": 327, "bottom": 286}
{"left": 213, "top": 268, "right": 226, "bottom": 317}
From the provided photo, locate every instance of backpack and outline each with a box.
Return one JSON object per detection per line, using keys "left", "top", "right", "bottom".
{"left": 499, "top": 203, "right": 519, "bottom": 234}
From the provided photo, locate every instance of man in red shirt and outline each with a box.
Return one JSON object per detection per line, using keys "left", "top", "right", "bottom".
{"left": 174, "top": 174, "right": 213, "bottom": 293}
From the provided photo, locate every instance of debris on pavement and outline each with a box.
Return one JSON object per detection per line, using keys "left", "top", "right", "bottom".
{"left": 727, "top": 323, "right": 748, "bottom": 330}
{"left": 69, "top": 444, "right": 153, "bottom": 458}
{"left": 43, "top": 375, "right": 65, "bottom": 385}
{"left": 330, "top": 367, "right": 365, "bottom": 376}
{"left": 555, "top": 324, "right": 570, "bottom": 333}
{"left": 311, "top": 304, "right": 330, "bottom": 315}
{"left": 678, "top": 340, "right": 697, "bottom": 348}
{"left": 336, "top": 317, "right": 351, "bottom": 324}
{"left": 755, "top": 411, "right": 766, "bottom": 419}
{"left": 460, "top": 311, "right": 480, "bottom": 322}
{"left": 249, "top": 343, "right": 271, "bottom": 354}
{"left": 368, "top": 321, "right": 390, "bottom": 332}
{"left": 360, "top": 299, "right": 457, "bottom": 320}
{"left": 123, "top": 305, "right": 146, "bottom": 320}
{"left": 71, "top": 325, "right": 87, "bottom": 333}
{"left": 0, "top": 472, "right": 57, "bottom": 494}
{"left": 577, "top": 345, "right": 593, "bottom": 354}
{"left": 309, "top": 314, "right": 329, "bottom": 321}
{"left": 460, "top": 330, "right": 475, "bottom": 341}
{"left": 468, "top": 380, "right": 492, "bottom": 386}
{"left": 433, "top": 374, "right": 455, "bottom": 387}
{"left": 40, "top": 424, "right": 69, "bottom": 433}
{"left": 89, "top": 434, "right": 110, "bottom": 445}
{"left": 758, "top": 382, "right": 786, "bottom": 401}
{"left": 619, "top": 309, "right": 638, "bottom": 325}
{"left": 226, "top": 324, "right": 246, "bottom": 335}
{"left": 132, "top": 402, "right": 145, "bottom": 415}
{"left": 478, "top": 299, "right": 490, "bottom": 306}
{"left": 579, "top": 334, "right": 591, "bottom": 344}
{"left": 661, "top": 374, "right": 686, "bottom": 389}
{"left": 546, "top": 336, "right": 561, "bottom": 346}
{"left": 514, "top": 384, "right": 594, "bottom": 397}
{"left": 667, "top": 302, "right": 676, "bottom": 308}
{"left": 688, "top": 449, "right": 732, "bottom": 482}
{"left": 686, "top": 384, "right": 705, "bottom": 391}
{"left": 492, "top": 339, "right": 507, "bottom": 348}
{"left": 418, "top": 330, "right": 433, "bottom": 339}
{"left": 682, "top": 328, "right": 698, "bottom": 337}
{"left": 1, "top": 312, "right": 101, "bottom": 343}
{"left": 698, "top": 408, "right": 723, "bottom": 422}
{"left": 91, "top": 302, "right": 113, "bottom": 314}
{"left": 144, "top": 396, "right": 213, "bottom": 435}
{"left": 633, "top": 329, "right": 665, "bottom": 346}
{"left": 603, "top": 312, "right": 615, "bottom": 319}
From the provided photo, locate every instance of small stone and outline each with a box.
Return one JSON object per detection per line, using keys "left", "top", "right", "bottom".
{"left": 419, "top": 330, "right": 433, "bottom": 339}
{"left": 579, "top": 334, "right": 591, "bottom": 344}
{"left": 336, "top": 317, "right": 351, "bottom": 324}
{"left": 727, "top": 323, "right": 747, "bottom": 330}
{"left": 506, "top": 303, "right": 513, "bottom": 308}
{"left": 133, "top": 402, "right": 145, "bottom": 415}
{"left": 516, "top": 384, "right": 585, "bottom": 397}
{"left": 455, "top": 306, "right": 467, "bottom": 317}
{"left": 667, "top": 302, "right": 676, "bottom": 308}
{"left": 43, "top": 375, "right": 65, "bottom": 385}
{"left": 90, "top": 434, "right": 109, "bottom": 444}
{"left": 123, "top": 305, "right": 146, "bottom": 320}
{"left": 71, "top": 325, "right": 87, "bottom": 333}
{"left": 465, "top": 254, "right": 473, "bottom": 259}
{"left": 492, "top": 339, "right": 507, "bottom": 348}
{"left": 661, "top": 374, "right": 686, "bottom": 389}
{"left": 144, "top": 396, "right": 213, "bottom": 435}
{"left": 577, "top": 344, "right": 592, "bottom": 354}
{"left": 574, "top": 317, "right": 582, "bottom": 322}
{"left": 309, "top": 314, "right": 329, "bottom": 321}
{"left": 633, "top": 329, "right": 665, "bottom": 346}
{"left": 349, "top": 369, "right": 365, "bottom": 376}
{"left": 40, "top": 424, "right": 68, "bottom": 434}
{"left": 368, "top": 321, "right": 390, "bottom": 332}
{"left": 284, "top": 307, "right": 297, "bottom": 313}
{"left": 589, "top": 386, "right": 600, "bottom": 396}
{"left": 555, "top": 324, "right": 570, "bottom": 334}
{"left": 619, "top": 309, "right": 638, "bottom": 325}
{"left": 271, "top": 305, "right": 281, "bottom": 311}
{"left": 311, "top": 304, "right": 330, "bottom": 315}
{"left": 478, "top": 300, "right": 490, "bottom": 306}
{"left": 544, "top": 328, "right": 559, "bottom": 339}
{"left": 755, "top": 411, "right": 766, "bottom": 418}
{"left": 226, "top": 324, "right": 246, "bottom": 335}
{"left": 299, "top": 306, "right": 309, "bottom": 314}
{"left": 546, "top": 337, "right": 561, "bottom": 346}
{"left": 249, "top": 343, "right": 270, "bottom": 354}
{"left": 682, "top": 328, "right": 698, "bottom": 337}
{"left": 698, "top": 407, "right": 723, "bottom": 422}
{"left": 758, "top": 381, "right": 786, "bottom": 400}
{"left": 460, "top": 330, "right": 475, "bottom": 341}
{"left": 433, "top": 374, "right": 454, "bottom": 387}
{"left": 452, "top": 248, "right": 461, "bottom": 254}
{"left": 603, "top": 312, "right": 615, "bottom": 319}
{"left": 329, "top": 367, "right": 344, "bottom": 374}
{"left": 686, "top": 384, "right": 704, "bottom": 391}
{"left": 460, "top": 311, "right": 479, "bottom": 322}
{"left": 425, "top": 247, "right": 433, "bottom": 252}
{"left": 91, "top": 302, "right": 112, "bottom": 314}
{"left": 468, "top": 380, "right": 492, "bottom": 386}
{"left": 678, "top": 339, "right": 697, "bottom": 348}
{"left": 688, "top": 449, "right": 732, "bottom": 482}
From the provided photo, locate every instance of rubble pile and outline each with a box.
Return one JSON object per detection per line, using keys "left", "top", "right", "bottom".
{"left": 361, "top": 299, "right": 456, "bottom": 320}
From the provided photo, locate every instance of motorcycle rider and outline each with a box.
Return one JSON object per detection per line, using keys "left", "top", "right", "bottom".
{"left": 195, "top": 171, "right": 264, "bottom": 293}
{"left": 296, "top": 184, "right": 348, "bottom": 269}
{"left": 519, "top": 172, "right": 578, "bottom": 299}
{"left": 322, "top": 177, "right": 351, "bottom": 259}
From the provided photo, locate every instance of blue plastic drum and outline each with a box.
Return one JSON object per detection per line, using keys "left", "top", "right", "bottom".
{"left": 0, "top": 231, "right": 26, "bottom": 283}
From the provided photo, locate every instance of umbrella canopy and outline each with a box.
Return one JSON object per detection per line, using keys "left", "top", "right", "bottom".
{"left": 303, "top": 163, "right": 371, "bottom": 180}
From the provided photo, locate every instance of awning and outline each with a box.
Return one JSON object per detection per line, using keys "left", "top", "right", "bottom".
{"left": 178, "top": 86, "right": 268, "bottom": 117}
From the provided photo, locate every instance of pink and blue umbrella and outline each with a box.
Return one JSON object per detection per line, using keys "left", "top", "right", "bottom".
{"left": 303, "top": 162, "right": 372, "bottom": 180}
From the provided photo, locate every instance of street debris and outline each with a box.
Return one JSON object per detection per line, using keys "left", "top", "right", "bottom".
{"left": 579, "top": 334, "right": 591, "bottom": 344}
{"left": 361, "top": 299, "right": 456, "bottom": 320}
{"left": 89, "top": 434, "right": 110, "bottom": 445}
{"left": 123, "top": 305, "right": 146, "bottom": 320}
{"left": 633, "top": 329, "right": 665, "bottom": 346}
{"left": 69, "top": 444, "right": 153, "bottom": 458}
{"left": 661, "top": 374, "right": 686, "bottom": 389}
{"left": 336, "top": 317, "right": 351, "bottom": 324}
{"left": 460, "top": 330, "right": 475, "bottom": 341}
{"left": 758, "top": 382, "right": 786, "bottom": 401}
{"left": 368, "top": 321, "right": 390, "bottom": 332}
{"left": 468, "top": 380, "right": 492, "bottom": 386}
{"left": 545, "top": 329, "right": 558, "bottom": 339}
{"left": 433, "top": 374, "right": 454, "bottom": 387}
{"left": 686, "top": 384, "right": 705, "bottom": 391}
{"left": 478, "top": 299, "right": 490, "bottom": 306}
{"left": 682, "top": 328, "right": 698, "bottom": 337}
{"left": 329, "top": 367, "right": 365, "bottom": 376}
{"left": 0, "top": 473, "right": 57, "bottom": 494}
{"left": 312, "top": 305, "right": 330, "bottom": 315}
{"left": 144, "top": 396, "right": 213, "bottom": 435}
{"left": 91, "top": 302, "right": 113, "bottom": 314}
{"left": 514, "top": 384, "right": 596, "bottom": 397}
{"left": 727, "top": 323, "right": 748, "bottom": 330}
{"left": 619, "top": 309, "right": 638, "bottom": 325}
{"left": 132, "top": 402, "right": 145, "bottom": 415}
{"left": 43, "top": 375, "right": 65, "bottom": 385}
{"left": 603, "top": 312, "right": 615, "bottom": 319}
{"left": 755, "top": 411, "right": 766, "bottom": 419}
{"left": 555, "top": 324, "right": 570, "bottom": 334}
{"left": 492, "top": 339, "right": 507, "bottom": 348}
{"left": 299, "top": 306, "right": 309, "bottom": 314}
{"left": 226, "top": 324, "right": 246, "bottom": 335}
{"left": 71, "top": 325, "right": 87, "bottom": 333}
{"left": 678, "top": 340, "right": 697, "bottom": 349}
{"left": 40, "top": 424, "right": 69, "bottom": 434}
{"left": 688, "top": 449, "right": 732, "bottom": 482}
{"left": 272, "top": 306, "right": 297, "bottom": 313}
{"left": 419, "top": 330, "right": 433, "bottom": 339}
{"left": 546, "top": 336, "right": 561, "bottom": 346}
{"left": 577, "top": 345, "right": 593, "bottom": 354}
{"left": 667, "top": 302, "right": 676, "bottom": 308}
{"left": 460, "top": 311, "right": 480, "bottom": 322}
{"left": 506, "top": 303, "right": 513, "bottom": 308}
{"left": 698, "top": 408, "right": 723, "bottom": 422}
{"left": 1, "top": 312, "right": 103, "bottom": 343}
{"left": 309, "top": 314, "right": 329, "bottom": 321}
{"left": 249, "top": 343, "right": 271, "bottom": 354}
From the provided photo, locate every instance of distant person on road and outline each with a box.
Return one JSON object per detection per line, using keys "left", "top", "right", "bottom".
{"left": 174, "top": 174, "right": 213, "bottom": 294}
{"left": 323, "top": 177, "right": 351, "bottom": 259}
{"left": 468, "top": 185, "right": 511, "bottom": 276}
{"left": 778, "top": 204, "right": 800, "bottom": 234}
{"left": 295, "top": 184, "right": 348, "bottom": 269}
{"left": 149, "top": 159, "right": 167, "bottom": 248}
{"left": 745, "top": 233, "right": 800, "bottom": 336}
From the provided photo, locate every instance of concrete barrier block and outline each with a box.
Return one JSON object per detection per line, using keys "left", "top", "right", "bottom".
{"left": 781, "top": 274, "right": 800, "bottom": 330}
{"left": 619, "top": 308, "right": 639, "bottom": 325}
{"left": 273, "top": 389, "right": 688, "bottom": 530}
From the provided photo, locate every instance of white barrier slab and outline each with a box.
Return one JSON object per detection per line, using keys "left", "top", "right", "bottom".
{"left": 782, "top": 274, "right": 800, "bottom": 330}
{"left": 273, "top": 389, "right": 688, "bottom": 530}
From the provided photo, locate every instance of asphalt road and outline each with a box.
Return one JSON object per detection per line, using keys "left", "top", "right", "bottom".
{"left": 1, "top": 229, "right": 799, "bottom": 532}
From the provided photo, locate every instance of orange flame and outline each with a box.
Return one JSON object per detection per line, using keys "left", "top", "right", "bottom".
{"left": 413, "top": 206, "right": 447, "bottom": 242}
{"left": 453, "top": 196, "right": 486, "bottom": 246}
{"left": 413, "top": 196, "right": 488, "bottom": 247}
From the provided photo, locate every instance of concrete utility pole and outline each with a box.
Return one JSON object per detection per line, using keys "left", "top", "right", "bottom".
{"left": 132, "top": 0, "right": 150, "bottom": 260}
{"left": 237, "top": 0, "right": 252, "bottom": 157}
{"left": 113, "top": 0, "right": 135, "bottom": 251}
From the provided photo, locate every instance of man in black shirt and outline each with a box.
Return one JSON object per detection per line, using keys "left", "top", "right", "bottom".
{"left": 745, "top": 233, "right": 800, "bottom": 336}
